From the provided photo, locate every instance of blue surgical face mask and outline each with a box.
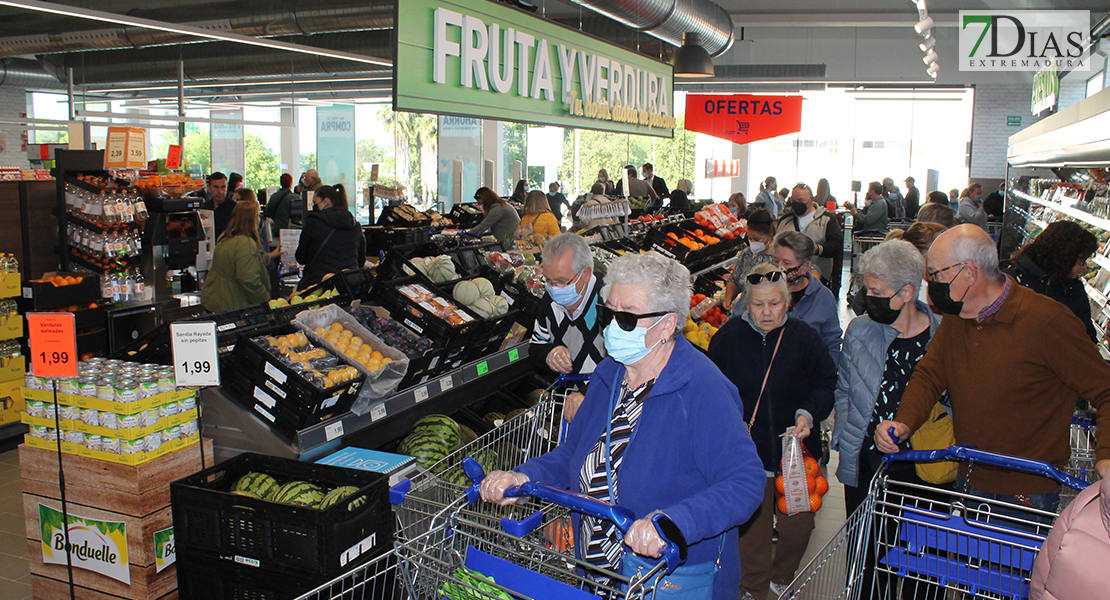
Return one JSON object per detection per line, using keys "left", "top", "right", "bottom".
{"left": 547, "top": 271, "right": 584, "bottom": 306}
{"left": 730, "top": 205, "right": 740, "bottom": 216}
{"left": 604, "top": 318, "right": 663, "bottom": 365}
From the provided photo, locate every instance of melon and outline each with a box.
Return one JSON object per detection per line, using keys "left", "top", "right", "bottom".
{"left": 458, "top": 424, "right": 479, "bottom": 446}
{"left": 270, "top": 481, "right": 325, "bottom": 507}
{"left": 412, "top": 414, "right": 460, "bottom": 451}
{"left": 472, "top": 277, "right": 495, "bottom": 299}
{"left": 426, "top": 256, "right": 457, "bottom": 283}
{"left": 452, "top": 280, "right": 481, "bottom": 306}
{"left": 232, "top": 489, "right": 262, "bottom": 500}
{"left": 231, "top": 472, "right": 279, "bottom": 500}
{"left": 399, "top": 431, "right": 452, "bottom": 469}
{"left": 471, "top": 449, "right": 502, "bottom": 474}
{"left": 487, "top": 295, "right": 509, "bottom": 317}
{"left": 469, "top": 297, "right": 496, "bottom": 318}
{"left": 318, "top": 485, "right": 361, "bottom": 510}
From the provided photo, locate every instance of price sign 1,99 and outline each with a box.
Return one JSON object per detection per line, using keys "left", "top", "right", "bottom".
{"left": 181, "top": 360, "right": 212, "bottom": 375}
{"left": 171, "top": 322, "right": 220, "bottom": 387}
{"left": 28, "top": 313, "right": 78, "bottom": 379}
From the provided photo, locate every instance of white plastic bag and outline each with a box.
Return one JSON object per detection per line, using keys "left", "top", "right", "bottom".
{"left": 780, "top": 431, "right": 811, "bottom": 516}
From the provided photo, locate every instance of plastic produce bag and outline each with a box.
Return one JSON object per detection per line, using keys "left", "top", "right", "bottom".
{"left": 778, "top": 431, "right": 824, "bottom": 516}
{"left": 292, "top": 304, "right": 409, "bottom": 406}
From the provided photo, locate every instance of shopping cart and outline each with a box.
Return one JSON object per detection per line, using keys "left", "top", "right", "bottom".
{"left": 1061, "top": 410, "right": 1099, "bottom": 509}
{"left": 780, "top": 436, "right": 1090, "bottom": 600}
{"left": 888, "top": 218, "right": 914, "bottom": 231}
{"left": 848, "top": 230, "right": 888, "bottom": 301}
{"left": 394, "top": 457, "right": 685, "bottom": 600}
{"left": 393, "top": 373, "right": 590, "bottom": 541}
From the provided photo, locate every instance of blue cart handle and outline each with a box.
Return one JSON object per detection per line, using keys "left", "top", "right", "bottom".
{"left": 883, "top": 428, "right": 1089, "bottom": 491}
{"left": 461, "top": 457, "right": 687, "bottom": 572}
{"left": 554, "top": 373, "right": 591, "bottom": 386}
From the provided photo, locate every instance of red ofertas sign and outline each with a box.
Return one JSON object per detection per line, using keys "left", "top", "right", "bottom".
{"left": 685, "top": 95, "right": 803, "bottom": 144}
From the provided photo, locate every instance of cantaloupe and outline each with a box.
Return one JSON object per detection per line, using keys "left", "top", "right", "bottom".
{"left": 469, "top": 297, "right": 496, "bottom": 318}
{"left": 472, "top": 277, "right": 495, "bottom": 299}
{"left": 427, "top": 256, "right": 457, "bottom": 283}
{"left": 487, "top": 295, "right": 509, "bottom": 317}
{"left": 453, "top": 280, "right": 481, "bottom": 306}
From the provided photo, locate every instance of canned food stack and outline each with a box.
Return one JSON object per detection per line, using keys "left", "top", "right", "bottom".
{"left": 21, "top": 357, "right": 201, "bottom": 465}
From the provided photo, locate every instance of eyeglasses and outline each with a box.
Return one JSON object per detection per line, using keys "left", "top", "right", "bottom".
{"left": 794, "top": 182, "right": 811, "bottom": 191}
{"left": 598, "top": 305, "right": 669, "bottom": 332}
{"left": 746, "top": 271, "right": 784, "bottom": 285}
{"left": 543, "top": 270, "right": 583, "bottom": 288}
{"left": 926, "top": 261, "right": 968, "bottom": 280}
{"left": 473, "top": 193, "right": 481, "bottom": 201}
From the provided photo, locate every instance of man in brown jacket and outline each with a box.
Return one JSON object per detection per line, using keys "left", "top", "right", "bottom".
{"left": 876, "top": 225, "right": 1110, "bottom": 510}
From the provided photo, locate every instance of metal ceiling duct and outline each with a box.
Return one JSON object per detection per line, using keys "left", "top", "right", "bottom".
{"left": 563, "top": 0, "right": 735, "bottom": 57}
{"left": 0, "top": 0, "right": 393, "bottom": 57}
{"left": 40, "top": 31, "right": 393, "bottom": 85}
{"left": 0, "top": 57, "right": 62, "bottom": 88}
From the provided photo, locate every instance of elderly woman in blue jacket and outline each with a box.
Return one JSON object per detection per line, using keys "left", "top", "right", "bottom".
{"left": 707, "top": 262, "right": 837, "bottom": 600}
{"left": 480, "top": 251, "right": 766, "bottom": 600}
{"left": 773, "top": 231, "right": 843, "bottom": 363}
{"left": 833, "top": 239, "right": 942, "bottom": 516}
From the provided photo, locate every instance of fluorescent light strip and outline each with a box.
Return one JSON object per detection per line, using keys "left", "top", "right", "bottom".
{"left": 76, "top": 110, "right": 294, "bottom": 128}
{"left": 87, "top": 75, "right": 393, "bottom": 94}
{"left": 0, "top": 0, "right": 391, "bottom": 67}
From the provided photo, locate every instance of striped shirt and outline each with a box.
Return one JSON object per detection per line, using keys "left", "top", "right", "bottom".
{"left": 579, "top": 379, "right": 655, "bottom": 578}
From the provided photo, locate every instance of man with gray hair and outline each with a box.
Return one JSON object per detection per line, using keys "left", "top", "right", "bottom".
{"left": 876, "top": 225, "right": 1110, "bottom": 510}
{"left": 530, "top": 233, "right": 607, "bottom": 420}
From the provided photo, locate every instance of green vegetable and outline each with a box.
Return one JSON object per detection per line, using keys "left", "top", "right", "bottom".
{"left": 440, "top": 568, "right": 513, "bottom": 600}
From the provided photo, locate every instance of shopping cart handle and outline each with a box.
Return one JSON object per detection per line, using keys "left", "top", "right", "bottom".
{"left": 882, "top": 444, "right": 1091, "bottom": 491}
{"left": 461, "top": 457, "right": 686, "bottom": 572}
{"left": 554, "top": 373, "right": 591, "bottom": 385}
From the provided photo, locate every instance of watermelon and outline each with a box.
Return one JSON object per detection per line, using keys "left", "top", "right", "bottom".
{"left": 319, "top": 486, "right": 360, "bottom": 510}
{"left": 399, "top": 431, "right": 452, "bottom": 469}
{"left": 232, "top": 489, "right": 262, "bottom": 499}
{"left": 458, "top": 424, "right": 479, "bottom": 447}
{"left": 231, "top": 472, "right": 279, "bottom": 500}
{"left": 412, "top": 414, "right": 460, "bottom": 451}
{"left": 471, "top": 449, "right": 502, "bottom": 474}
{"left": 442, "top": 466, "right": 471, "bottom": 488}
{"left": 271, "top": 481, "right": 325, "bottom": 507}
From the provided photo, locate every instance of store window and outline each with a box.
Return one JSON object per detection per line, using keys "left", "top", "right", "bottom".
{"left": 29, "top": 92, "right": 69, "bottom": 145}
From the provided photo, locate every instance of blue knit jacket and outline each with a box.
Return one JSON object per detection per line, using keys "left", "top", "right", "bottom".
{"left": 515, "top": 336, "right": 766, "bottom": 600}
{"left": 791, "top": 273, "right": 843, "bottom": 364}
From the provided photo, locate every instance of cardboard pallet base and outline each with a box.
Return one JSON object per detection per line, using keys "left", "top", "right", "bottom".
{"left": 31, "top": 575, "right": 177, "bottom": 600}
{"left": 28, "top": 541, "right": 178, "bottom": 600}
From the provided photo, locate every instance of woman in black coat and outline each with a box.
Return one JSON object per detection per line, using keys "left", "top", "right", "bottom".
{"left": 294, "top": 184, "right": 366, "bottom": 290}
{"left": 706, "top": 263, "right": 836, "bottom": 599}
{"left": 1002, "top": 220, "right": 1099, "bottom": 342}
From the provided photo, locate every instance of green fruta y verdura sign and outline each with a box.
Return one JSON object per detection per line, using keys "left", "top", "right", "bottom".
{"left": 395, "top": 0, "right": 675, "bottom": 138}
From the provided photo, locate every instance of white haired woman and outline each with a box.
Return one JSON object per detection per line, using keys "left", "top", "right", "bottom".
{"left": 834, "top": 239, "right": 942, "bottom": 516}
{"left": 481, "top": 252, "right": 765, "bottom": 599}
{"left": 706, "top": 262, "right": 837, "bottom": 599}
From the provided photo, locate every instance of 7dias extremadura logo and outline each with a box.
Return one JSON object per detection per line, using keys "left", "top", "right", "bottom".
{"left": 959, "top": 10, "right": 1090, "bottom": 71}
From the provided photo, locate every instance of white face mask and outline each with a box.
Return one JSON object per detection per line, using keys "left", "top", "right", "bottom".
{"left": 749, "top": 241, "right": 766, "bottom": 254}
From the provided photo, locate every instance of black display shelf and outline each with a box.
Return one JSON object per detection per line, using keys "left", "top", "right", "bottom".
{"left": 66, "top": 213, "right": 144, "bottom": 233}
{"left": 0, "top": 422, "right": 26, "bottom": 452}
{"left": 67, "top": 251, "right": 142, "bottom": 274}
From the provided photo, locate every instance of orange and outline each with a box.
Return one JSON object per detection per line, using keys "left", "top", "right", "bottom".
{"left": 804, "top": 457, "right": 822, "bottom": 478}
{"left": 777, "top": 496, "right": 788, "bottom": 514}
{"left": 809, "top": 494, "right": 823, "bottom": 512}
{"left": 775, "top": 475, "right": 785, "bottom": 495}
{"left": 815, "top": 476, "right": 829, "bottom": 496}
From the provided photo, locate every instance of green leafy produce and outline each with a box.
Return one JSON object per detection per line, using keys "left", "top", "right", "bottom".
{"left": 440, "top": 568, "right": 513, "bottom": 600}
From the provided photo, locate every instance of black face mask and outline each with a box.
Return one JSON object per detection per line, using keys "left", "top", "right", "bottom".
{"left": 864, "top": 293, "right": 902, "bottom": 325}
{"left": 784, "top": 264, "right": 807, "bottom": 286}
{"left": 792, "top": 202, "right": 808, "bottom": 216}
{"left": 928, "top": 268, "right": 969, "bottom": 315}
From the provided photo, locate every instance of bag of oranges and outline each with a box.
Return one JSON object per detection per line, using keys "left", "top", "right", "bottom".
{"left": 776, "top": 432, "right": 829, "bottom": 515}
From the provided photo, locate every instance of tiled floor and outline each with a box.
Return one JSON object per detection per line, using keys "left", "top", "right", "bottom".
{"left": 0, "top": 447, "right": 30, "bottom": 600}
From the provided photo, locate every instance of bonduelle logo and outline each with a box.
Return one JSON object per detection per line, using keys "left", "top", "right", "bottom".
{"left": 959, "top": 10, "right": 1090, "bottom": 71}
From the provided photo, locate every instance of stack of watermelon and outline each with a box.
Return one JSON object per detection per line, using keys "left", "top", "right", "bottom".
{"left": 398, "top": 414, "right": 501, "bottom": 487}
{"left": 230, "top": 472, "right": 365, "bottom": 511}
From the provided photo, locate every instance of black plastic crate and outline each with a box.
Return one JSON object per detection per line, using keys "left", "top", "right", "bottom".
{"left": 373, "top": 276, "right": 482, "bottom": 345}
{"left": 334, "top": 268, "right": 375, "bottom": 300}
{"left": 202, "top": 303, "right": 276, "bottom": 352}
{"left": 22, "top": 271, "right": 101, "bottom": 311}
{"left": 110, "top": 322, "right": 171, "bottom": 363}
{"left": 376, "top": 206, "right": 431, "bottom": 227}
{"left": 396, "top": 342, "right": 469, "bottom": 390}
{"left": 176, "top": 552, "right": 402, "bottom": 600}
{"left": 230, "top": 334, "right": 365, "bottom": 434}
{"left": 172, "top": 453, "right": 393, "bottom": 581}
{"left": 448, "top": 202, "right": 484, "bottom": 228}
{"left": 364, "top": 226, "right": 431, "bottom": 256}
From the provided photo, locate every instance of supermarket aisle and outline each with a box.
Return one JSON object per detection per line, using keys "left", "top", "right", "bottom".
{"left": 0, "top": 447, "right": 30, "bottom": 600}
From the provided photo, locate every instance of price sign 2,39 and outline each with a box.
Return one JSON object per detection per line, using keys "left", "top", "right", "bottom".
{"left": 170, "top": 322, "right": 220, "bottom": 387}
{"left": 28, "top": 313, "right": 78, "bottom": 378}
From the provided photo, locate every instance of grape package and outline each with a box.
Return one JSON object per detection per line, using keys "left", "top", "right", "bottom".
{"left": 348, "top": 307, "right": 434, "bottom": 355}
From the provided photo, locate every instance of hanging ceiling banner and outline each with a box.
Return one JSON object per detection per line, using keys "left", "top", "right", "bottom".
{"left": 395, "top": 0, "right": 675, "bottom": 138}
{"left": 684, "top": 94, "right": 803, "bottom": 145}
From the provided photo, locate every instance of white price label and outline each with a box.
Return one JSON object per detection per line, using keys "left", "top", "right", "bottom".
{"left": 170, "top": 322, "right": 221, "bottom": 387}
{"left": 324, "top": 421, "right": 344, "bottom": 441}
{"left": 370, "top": 403, "right": 387, "bottom": 422}
{"left": 439, "top": 376, "right": 454, "bottom": 392}
{"left": 414, "top": 386, "right": 429, "bottom": 403}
